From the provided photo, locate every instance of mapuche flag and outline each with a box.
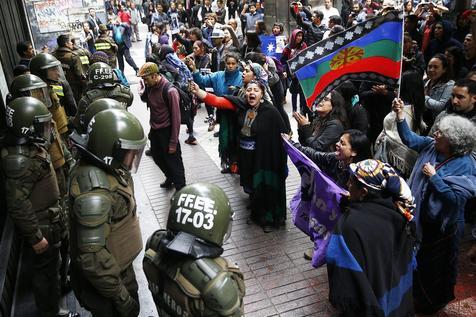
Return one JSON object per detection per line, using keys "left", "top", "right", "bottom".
{"left": 288, "top": 11, "right": 403, "bottom": 108}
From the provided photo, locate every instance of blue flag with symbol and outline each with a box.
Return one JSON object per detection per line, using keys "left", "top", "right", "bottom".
{"left": 260, "top": 35, "right": 286, "bottom": 59}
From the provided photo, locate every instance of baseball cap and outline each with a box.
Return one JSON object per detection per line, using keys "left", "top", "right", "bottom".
{"left": 210, "top": 28, "right": 225, "bottom": 39}
{"left": 137, "top": 62, "right": 159, "bottom": 77}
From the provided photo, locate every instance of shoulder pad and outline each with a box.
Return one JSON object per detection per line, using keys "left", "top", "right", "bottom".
{"left": 73, "top": 192, "right": 111, "bottom": 252}
{"left": 181, "top": 258, "right": 243, "bottom": 315}
{"left": 70, "top": 164, "right": 111, "bottom": 196}
{"left": 74, "top": 192, "right": 111, "bottom": 227}
{"left": 1, "top": 151, "right": 30, "bottom": 179}
{"left": 85, "top": 89, "right": 104, "bottom": 101}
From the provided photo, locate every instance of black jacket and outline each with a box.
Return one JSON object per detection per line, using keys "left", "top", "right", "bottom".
{"left": 290, "top": 7, "right": 325, "bottom": 46}
{"left": 298, "top": 118, "right": 344, "bottom": 152}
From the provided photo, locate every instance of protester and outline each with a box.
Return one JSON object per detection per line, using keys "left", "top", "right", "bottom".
{"left": 186, "top": 52, "right": 243, "bottom": 172}
{"left": 424, "top": 53, "right": 455, "bottom": 126}
{"left": 326, "top": 159, "right": 416, "bottom": 317}
{"left": 293, "top": 91, "right": 348, "bottom": 153}
{"left": 394, "top": 99, "right": 476, "bottom": 315}
{"left": 374, "top": 71, "right": 426, "bottom": 178}
{"left": 138, "top": 62, "right": 186, "bottom": 190}
{"left": 281, "top": 29, "right": 309, "bottom": 115}
{"left": 190, "top": 80, "right": 287, "bottom": 233}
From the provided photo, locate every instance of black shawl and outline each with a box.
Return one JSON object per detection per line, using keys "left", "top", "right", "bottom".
{"left": 326, "top": 197, "right": 415, "bottom": 317}
{"left": 225, "top": 96, "right": 288, "bottom": 225}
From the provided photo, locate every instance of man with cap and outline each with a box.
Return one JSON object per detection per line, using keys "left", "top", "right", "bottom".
{"left": 209, "top": 28, "right": 226, "bottom": 72}
{"left": 143, "top": 182, "right": 245, "bottom": 316}
{"left": 138, "top": 62, "right": 186, "bottom": 190}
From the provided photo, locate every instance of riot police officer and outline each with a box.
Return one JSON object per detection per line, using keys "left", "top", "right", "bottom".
{"left": 29, "top": 53, "right": 77, "bottom": 139}
{"left": 143, "top": 183, "right": 246, "bottom": 317}
{"left": 0, "top": 97, "right": 77, "bottom": 317}
{"left": 8, "top": 74, "right": 76, "bottom": 291}
{"left": 53, "top": 34, "right": 88, "bottom": 103}
{"left": 68, "top": 109, "right": 146, "bottom": 316}
{"left": 94, "top": 24, "right": 118, "bottom": 68}
{"left": 76, "top": 62, "right": 133, "bottom": 118}
{"left": 8, "top": 74, "right": 75, "bottom": 185}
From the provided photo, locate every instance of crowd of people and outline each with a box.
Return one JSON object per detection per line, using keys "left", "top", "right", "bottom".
{"left": 1, "top": 0, "right": 476, "bottom": 316}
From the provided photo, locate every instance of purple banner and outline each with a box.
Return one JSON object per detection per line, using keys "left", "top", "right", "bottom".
{"left": 283, "top": 138, "right": 348, "bottom": 267}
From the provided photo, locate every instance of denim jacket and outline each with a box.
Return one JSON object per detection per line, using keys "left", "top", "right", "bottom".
{"left": 424, "top": 79, "right": 454, "bottom": 117}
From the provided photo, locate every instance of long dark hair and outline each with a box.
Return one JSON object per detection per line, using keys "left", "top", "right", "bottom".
{"left": 344, "top": 129, "right": 371, "bottom": 163}
{"left": 328, "top": 91, "right": 350, "bottom": 129}
{"left": 400, "top": 70, "right": 425, "bottom": 133}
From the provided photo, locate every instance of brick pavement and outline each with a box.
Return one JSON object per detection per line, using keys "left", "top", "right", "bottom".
{"left": 133, "top": 106, "right": 336, "bottom": 316}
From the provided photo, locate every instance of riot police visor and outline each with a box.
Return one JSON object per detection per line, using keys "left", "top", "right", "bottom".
{"left": 46, "top": 65, "right": 65, "bottom": 81}
{"left": 30, "top": 87, "right": 53, "bottom": 108}
{"left": 118, "top": 148, "right": 145, "bottom": 173}
{"left": 116, "top": 138, "right": 147, "bottom": 173}
{"left": 33, "top": 114, "right": 52, "bottom": 141}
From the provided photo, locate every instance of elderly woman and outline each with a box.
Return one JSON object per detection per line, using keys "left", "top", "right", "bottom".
{"left": 393, "top": 99, "right": 476, "bottom": 315}
{"left": 190, "top": 80, "right": 287, "bottom": 233}
{"left": 294, "top": 91, "right": 349, "bottom": 153}
{"left": 326, "top": 159, "right": 416, "bottom": 316}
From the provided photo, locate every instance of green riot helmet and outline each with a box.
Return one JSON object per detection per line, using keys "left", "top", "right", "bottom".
{"left": 9, "top": 74, "right": 52, "bottom": 108}
{"left": 166, "top": 183, "right": 234, "bottom": 258}
{"left": 88, "top": 62, "right": 115, "bottom": 87}
{"left": 79, "top": 98, "right": 126, "bottom": 134}
{"left": 85, "top": 109, "right": 146, "bottom": 173}
{"left": 5, "top": 96, "right": 52, "bottom": 144}
{"left": 29, "top": 53, "right": 65, "bottom": 82}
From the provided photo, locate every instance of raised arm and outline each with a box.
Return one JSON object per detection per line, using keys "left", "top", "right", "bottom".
{"left": 189, "top": 81, "right": 236, "bottom": 110}
{"left": 393, "top": 98, "right": 433, "bottom": 152}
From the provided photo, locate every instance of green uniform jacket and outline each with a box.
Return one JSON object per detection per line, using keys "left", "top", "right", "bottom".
{"left": 1, "top": 143, "right": 61, "bottom": 245}
{"left": 69, "top": 163, "right": 142, "bottom": 316}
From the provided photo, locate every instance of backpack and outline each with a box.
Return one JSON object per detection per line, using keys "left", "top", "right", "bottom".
{"left": 113, "top": 25, "right": 125, "bottom": 44}
{"left": 161, "top": 80, "right": 192, "bottom": 125}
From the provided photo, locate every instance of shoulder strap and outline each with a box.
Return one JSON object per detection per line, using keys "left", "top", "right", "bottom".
{"left": 161, "top": 80, "right": 176, "bottom": 112}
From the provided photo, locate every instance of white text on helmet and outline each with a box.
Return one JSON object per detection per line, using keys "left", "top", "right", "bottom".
{"left": 5, "top": 106, "right": 14, "bottom": 127}
{"left": 177, "top": 193, "right": 217, "bottom": 215}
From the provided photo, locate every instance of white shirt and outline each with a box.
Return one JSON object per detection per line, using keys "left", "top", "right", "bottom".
{"left": 319, "top": 6, "right": 340, "bottom": 27}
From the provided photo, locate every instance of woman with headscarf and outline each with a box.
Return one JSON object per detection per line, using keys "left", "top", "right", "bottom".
{"left": 326, "top": 159, "right": 416, "bottom": 317}
{"left": 393, "top": 99, "right": 476, "bottom": 315}
{"left": 241, "top": 59, "right": 291, "bottom": 133}
{"left": 189, "top": 80, "right": 287, "bottom": 233}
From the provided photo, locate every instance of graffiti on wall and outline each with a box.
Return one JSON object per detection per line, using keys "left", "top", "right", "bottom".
{"left": 33, "top": 0, "right": 82, "bottom": 33}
